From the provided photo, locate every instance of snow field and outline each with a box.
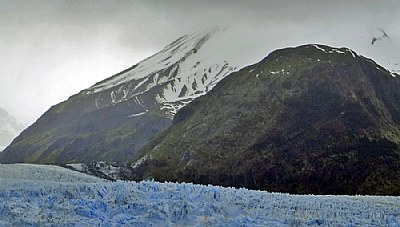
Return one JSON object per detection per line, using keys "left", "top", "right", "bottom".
{"left": 0, "top": 164, "right": 399, "bottom": 226}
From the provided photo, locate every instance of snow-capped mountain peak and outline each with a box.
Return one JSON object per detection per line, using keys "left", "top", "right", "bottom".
{"left": 88, "top": 30, "right": 214, "bottom": 94}
{"left": 84, "top": 28, "right": 248, "bottom": 116}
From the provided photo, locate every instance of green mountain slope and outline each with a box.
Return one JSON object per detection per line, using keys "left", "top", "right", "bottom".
{"left": 131, "top": 44, "right": 400, "bottom": 195}
{"left": 0, "top": 91, "right": 171, "bottom": 163}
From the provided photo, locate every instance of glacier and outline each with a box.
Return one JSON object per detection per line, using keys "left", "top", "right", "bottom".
{"left": 0, "top": 164, "right": 399, "bottom": 226}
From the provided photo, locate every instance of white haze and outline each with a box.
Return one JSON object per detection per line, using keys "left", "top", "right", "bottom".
{"left": 0, "top": 0, "right": 399, "bottom": 124}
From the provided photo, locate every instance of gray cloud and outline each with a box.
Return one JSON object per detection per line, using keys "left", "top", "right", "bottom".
{"left": 0, "top": 0, "right": 399, "bottom": 124}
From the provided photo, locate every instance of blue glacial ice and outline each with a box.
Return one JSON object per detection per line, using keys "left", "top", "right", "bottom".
{"left": 0, "top": 164, "right": 399, "bottom": 226}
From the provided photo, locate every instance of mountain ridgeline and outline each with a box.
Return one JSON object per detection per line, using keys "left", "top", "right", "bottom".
{"left": 130, "top": 44, "right": 400, "bottom": 195}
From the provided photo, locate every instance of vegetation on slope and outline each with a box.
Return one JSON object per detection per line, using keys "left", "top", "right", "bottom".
{"left": 131, "top": 45, "right": 400, "bottom": 195}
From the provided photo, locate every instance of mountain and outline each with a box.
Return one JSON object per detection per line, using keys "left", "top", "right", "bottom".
{"left": 0, "top": 108, "right": 25, "bottom": 151}
{"left": 130, "top": 44, "right": 400, "bottom": 195}
{"left": 0, "top": 29, "right": 263, "bottom": 163}
{"left": 2, "top": 27, "right": 400, "bottom": 164}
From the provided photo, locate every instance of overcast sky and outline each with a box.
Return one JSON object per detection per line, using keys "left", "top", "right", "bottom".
{"left": 1, "top": 0, "right": 399, "bottom": 124}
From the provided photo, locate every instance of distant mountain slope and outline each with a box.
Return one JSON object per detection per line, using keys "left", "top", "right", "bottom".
{"left": 0, "top": 108, "right": 24, "bottom": 151}
{"left": 0, "top": 29, "right": 262, "bottom": 163}
{"left": 131, "top": 44, "right": 400, "bottom": 195}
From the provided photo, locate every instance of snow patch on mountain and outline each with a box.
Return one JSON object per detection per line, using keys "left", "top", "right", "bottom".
{"left": 311, "top": 44, "right": 358, "bottom": 57}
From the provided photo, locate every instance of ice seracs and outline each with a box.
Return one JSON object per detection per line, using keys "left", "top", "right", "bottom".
{"left": 0, "top": 164, "right": 399, "bottom": 226}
